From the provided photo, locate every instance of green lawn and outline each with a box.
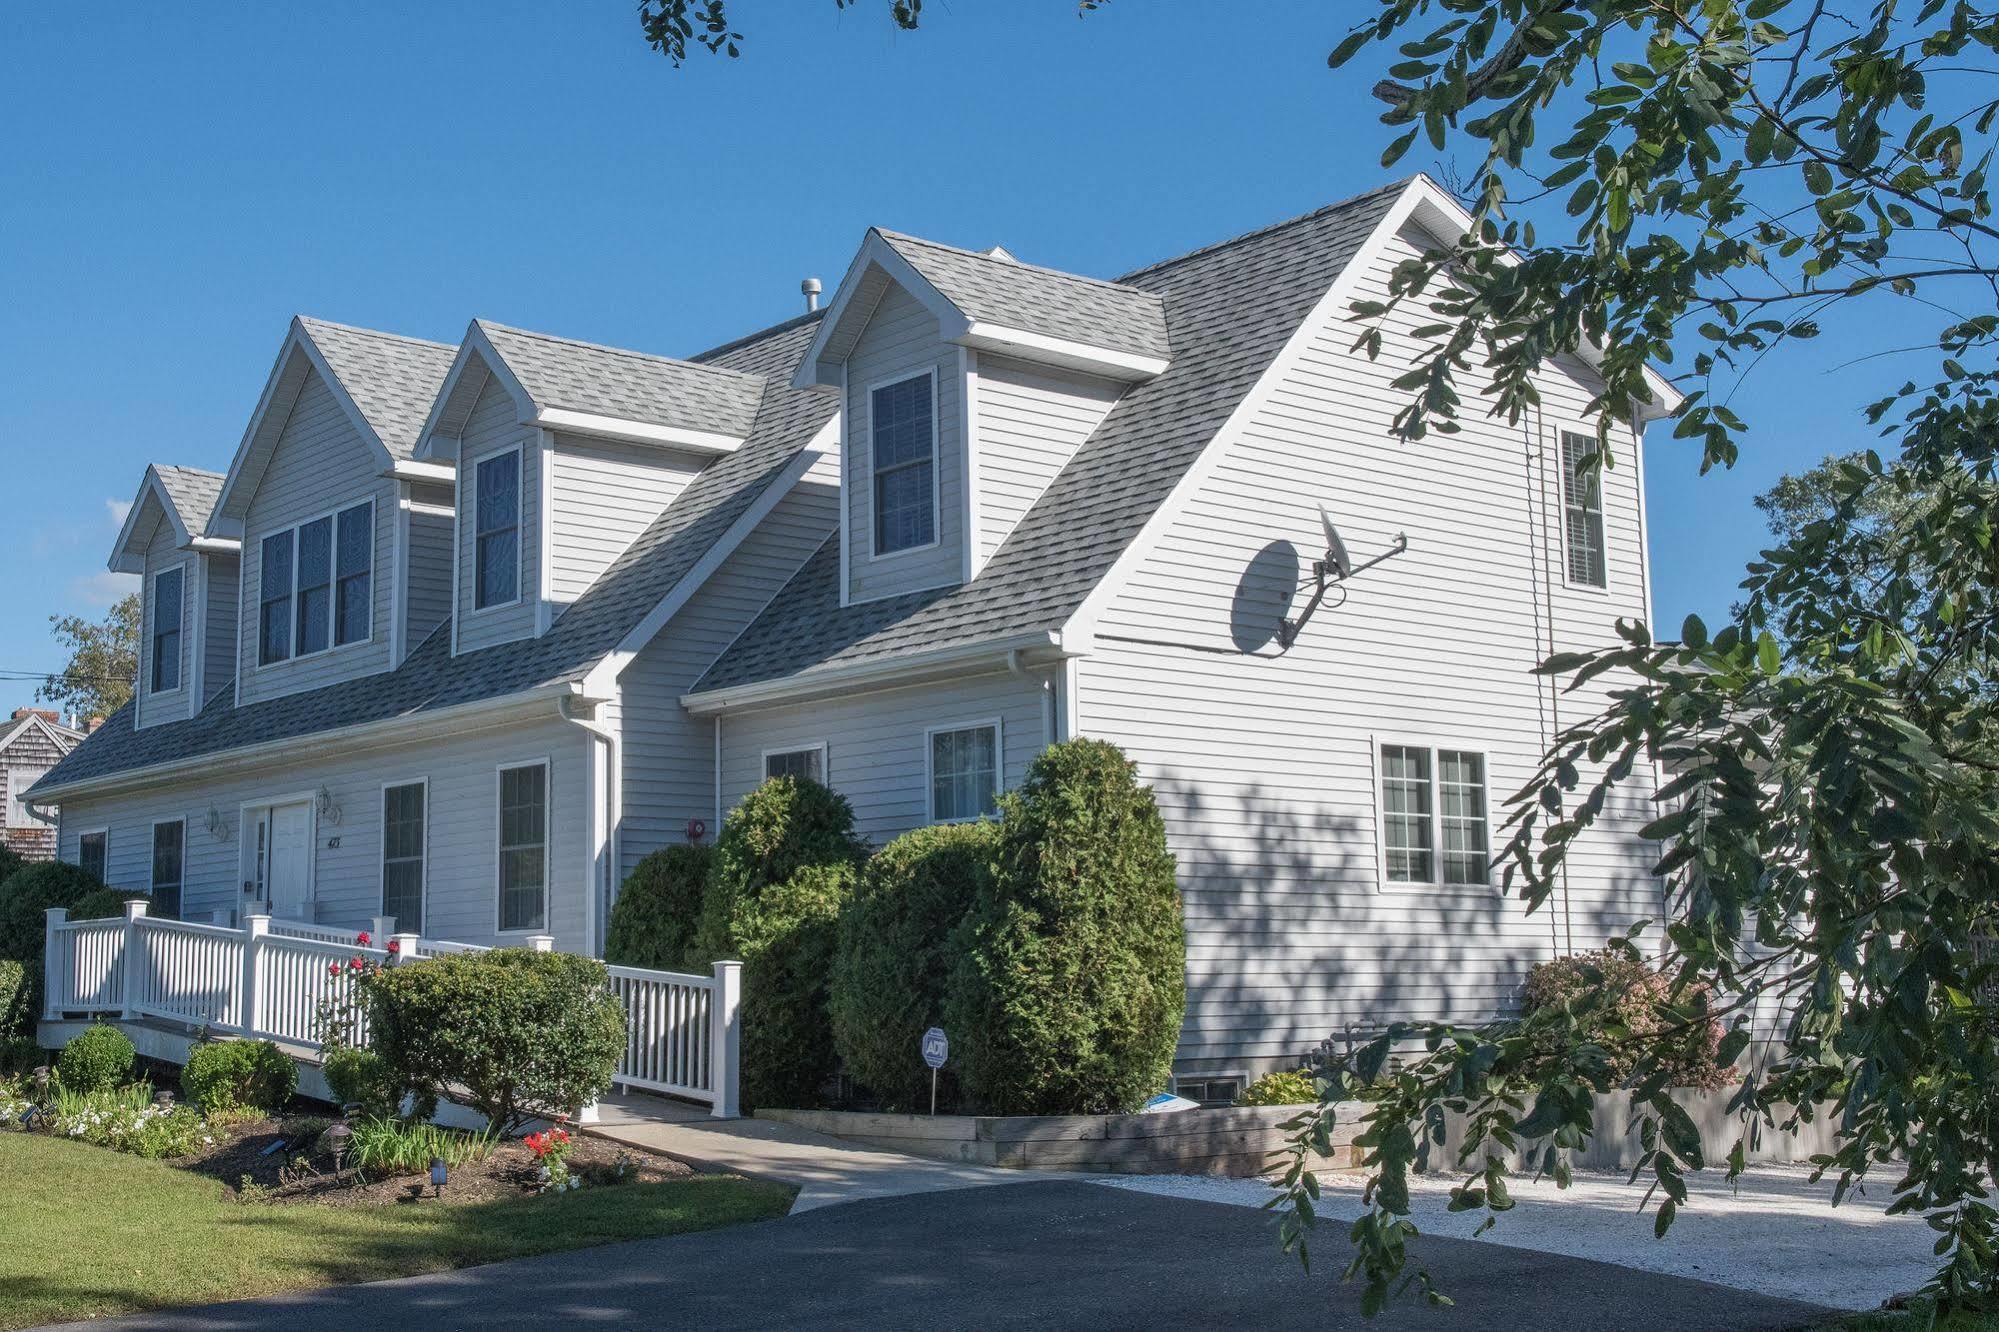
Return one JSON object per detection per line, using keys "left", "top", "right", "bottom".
{"left": 0, "top": 1132, "right": 794, "bottom": 1329}
{"left": 1819, "top": 1304, "right": 1999, "bottom": 1331}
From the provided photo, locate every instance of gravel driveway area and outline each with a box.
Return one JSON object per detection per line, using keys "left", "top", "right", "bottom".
{"left": 1094, "top": 1164, "right": 1938, "bottom": 1312}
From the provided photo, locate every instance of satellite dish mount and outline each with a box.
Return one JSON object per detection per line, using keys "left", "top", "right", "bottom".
{"left": 1277, "top": 507, "right": 1408, "bottom": 649}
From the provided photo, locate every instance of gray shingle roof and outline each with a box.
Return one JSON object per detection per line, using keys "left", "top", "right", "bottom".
{"left": 34, "top": 315, "right": 834, "bottom": 795}
{"left": 478, "top": 321, "right": 765, "bottom": 439}
{"left": 152, "top": 465, "right": 225, "bottom": 537}
{"left": 879, "top": 230, "right": 1171, "bottom": 361}
{"left": 299, "top": 318, "right": 458, "bottom": 460}
{"left": 694, "top": 182, "right": 1407, "bottom": 696}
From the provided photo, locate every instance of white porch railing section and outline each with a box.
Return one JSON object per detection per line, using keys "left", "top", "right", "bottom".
{"left": 41, "top": 902, "right": 742, "bottom": 1117}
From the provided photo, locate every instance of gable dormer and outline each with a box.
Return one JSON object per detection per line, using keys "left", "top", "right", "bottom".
{"left": 798, "top": 230, "right": 1165, "bottom": 603}
{"left": 415, "top": 321, "right": 765, "bottom": 651}
{"left": 210, "top": 318, "right": 456, "bottom": 705}
{"left": 110, "top": 465, "right": 235, "bottom": 730}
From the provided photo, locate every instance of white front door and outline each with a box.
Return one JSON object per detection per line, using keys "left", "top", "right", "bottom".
{"left": 250, "top": 801, "right": 313, "bottom": 919}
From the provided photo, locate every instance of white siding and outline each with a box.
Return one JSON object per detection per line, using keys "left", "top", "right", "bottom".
{"left": 236, "top": 368, "right": 397, "bottom": 705}
{"left": 55, "top": 717, "right": 593, "bottom": 952}
{"left": 716, "top": 670, "right": 1050, "bottom": 847}
{"left": 1083, "top": 220, "right": 1662, "bottom": 1074}
{"left": 198, "top": 551, "right": 240, "bottom": 707}
{"left": 136, "top": 518, "right": 192, "bottom": 731}
{"left": 612, "top": 459, "right": 841, "bottom": 879}
{"left": 844, "top": 282, "right": 963, "bottom": 602}
{"left": 548, "top": 435, "right": 703, "bottom": 615}
{"left": 974, "top": 354, "right": 1120, "bottom": 566}
{"left": 401, "top": 485, "right": 453, "bottom": 660}
{"left": 455, "top": 376, "right": 538, "bottom": 653}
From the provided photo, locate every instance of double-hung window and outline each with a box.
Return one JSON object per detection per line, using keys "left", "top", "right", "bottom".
{"left": 381, "top": 781, "right": 426, "bottom": 934}
{"left": 150, "top": 566, "right": 183, "bottom": 693}
{"left": 258, "top": 500, "right": 373, "bottom": 664}
{"left": 871, "top": 372, "right": 936, "bottom": 555}
{"left": 928, "top": 722, "right": 999, "bottom": 823}
{"left": 77, "top": 830, "right": 107, "bottom": 881}
{"left": 497, "top": 762, "right": 547, "bottom": 932}
{"left": 1559, "top": 430, "right": 1608, "bottom": 588}
{"left": 475, "top": 450, "right": 521, "bottom": 609}
{"left": 1380, "top": 743, "right": 1490, "bottom": 887}
{"left": 150, "top": 819, "right": 184, "bottom": 919}
{"left": 764, "top": 746, "right": 826, "bottom": 784}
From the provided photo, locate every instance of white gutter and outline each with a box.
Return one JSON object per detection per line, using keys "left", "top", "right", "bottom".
{"left": 679, "top": 630, "right": 1073, "bottom": 715}
{"left": 28, "top": 680, "right": 584, "bottom": 806}
{"left": 384, "top": 459, "right": 456, "bottom": 485}
{"left": 188, "top": 536, "right": 242, "bottom": 555}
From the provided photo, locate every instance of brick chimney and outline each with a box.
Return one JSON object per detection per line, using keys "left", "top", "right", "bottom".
{"left": 86, "top": 715, "right": 105, "bottom": 733}
{"left": 11, "top": 708, "right": 58, "bottom": 724}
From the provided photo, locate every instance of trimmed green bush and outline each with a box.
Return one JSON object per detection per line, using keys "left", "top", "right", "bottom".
{"left": 321, "top": 1046, "right": 401, "bottom": 1118}
{"left": 181, "top": 1039, "right": 298, "bottom": 1113}
{"left": 831, "top": 821, "right": 995, "bottom": 1110}
{"left": 606, "top": 844, "right": 715, "bottom": 972}
{"left": 0, "top": 959, "right": 25, "bottom": 1039}
{"left": 56, "top": 1023, "right": 134, "bottom": 1094}
{"left": 1236, "top": 1069, "right": 1317, "bottom": 1107}
{"left": 946, "top": 738, "right": 1186, "bottom": 1116}
{"left": 0, "top": 1034, "right": 46, "bottom": 1076}
{"left": 0, "top": 860, "right": 103, "bottom": 966}
{"left": 0, "top": 845, "right": 25, "bottom": 890}
{"left": 364, "top": 949, "right": 626, "bottom": 1134}
{"left": 1521, "top": 949, "right": 1731, "bottom": 1091}
{"left": 694, "top": 777, "right": 866, "bottom": 1111}
{"left": 67, "top": 887, "right": 141, "bottom": 922}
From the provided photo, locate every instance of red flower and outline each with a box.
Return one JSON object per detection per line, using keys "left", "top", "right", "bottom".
{"left": 327, "top": 961, "right": 340, "bottom": 977}
{"left": 348, "top": 956, "right": 365, "bottom": 973}
{"left": 385, "top": 938, "right": 401, "bottom": 955}
{"left": 355, "top": 931, "right": 371, "bottom": 947}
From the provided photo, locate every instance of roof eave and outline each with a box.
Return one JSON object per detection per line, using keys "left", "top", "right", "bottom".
{"left": 680, "top": 630, "right": 1074, "bottom": 716}
{"left": 955, "top": 321, "right": 1168, "bottom": 382}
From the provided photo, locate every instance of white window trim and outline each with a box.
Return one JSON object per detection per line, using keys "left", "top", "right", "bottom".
{"left": 925, "top": 716, "right": 1004, "bottom": 825}
{"left": 236, "top": 791, "right": 320, "bottom": 913}
{"left": 1372, "top": 736, "right": 1495, "bottom": 893}
{"left": 149, "top": 816, "right": 186, "bottom": 909}
{"left": 253, "top": 497, "right": 377, "bottom": 669}
{"left": 864, "top": 365, "right": 943, "bottom": 563}
{"left": 494, "top": 757, "right": 551, "bottom": 936}
{"left": 469, "top": 443, "right": 526, "bottom": 617}
{"left": 761, "top": 742, "right": 829, "bottom": 784}
{"left": 379, "top": 776, "right": 429, "bottom": 935}
{"left": 148, "top": 561, "right": 189, "bottom": 697}
{"left": 73, "top": 827, "right": 109, "bottom": 879}
{"left": 1554, "top": 420, "right": 1611, "bottom": 595}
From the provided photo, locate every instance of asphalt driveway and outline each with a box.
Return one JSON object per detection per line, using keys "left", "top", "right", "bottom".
{"left": 57, "top": 1182, "right": 1831, "bottom": 1330}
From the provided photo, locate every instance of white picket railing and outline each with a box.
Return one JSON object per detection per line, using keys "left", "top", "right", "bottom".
{"left": 40, "top": 902, "right": 742, "bottom": 1117}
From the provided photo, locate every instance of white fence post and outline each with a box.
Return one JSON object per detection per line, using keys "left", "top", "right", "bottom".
{"left": 389, "top": 932, "right": 420, "bottom": 965}
{"left": 119, "top": 899, "right": 148, "bottom": 1019}
{"left": 42, "top": 907, "right": 67, "bottom": 1020}
{"left": 369, "top": 915, "right": 395, "bottom": 945}
{"left": 710, "top": 959, "right": 742, "bottom": 1119}
{"left": 525, "top": 935, "right": 555, "bottom": 953}
{"left": 240, "top": 915, "right": 270, "bottom": 1038}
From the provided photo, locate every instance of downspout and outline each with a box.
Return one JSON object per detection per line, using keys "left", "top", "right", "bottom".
{"left": 560, "top": 695, "right": 618, "bottom": 958}
{"left": 1011, "top": 648, "right": 1056, "bottom": 752}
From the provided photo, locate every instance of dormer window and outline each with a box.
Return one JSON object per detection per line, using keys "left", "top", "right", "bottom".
{"left": 258, "top": 500, "right": 373, "bottom": 666}
{"left": 150, "top": 567, "right": 183, "bottom": 693}
{"left": 871, "top": 371, "right": 937, "bottom": 555}
{"left": 475, "top": 448, "right": 521, "bottom": 609}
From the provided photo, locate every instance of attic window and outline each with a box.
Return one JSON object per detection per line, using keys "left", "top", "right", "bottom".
{"left": 258, "top": 501, "right": 374, "bottom": 666}
{"left": 1560, "top": 430, "right": 1608, "bottom": 589}
{"left": 150, "top": 566, "right": 183, "bottom": 694}
{"left": 870, "top": 371, "right": 937, "bottom": 556}
{"left": 475, "top": 449, "right": 522, "bottom": 610}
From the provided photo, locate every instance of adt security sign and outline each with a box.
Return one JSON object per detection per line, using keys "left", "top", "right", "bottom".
{"left": 921, "top": 1027, "right": 948, "bottom": 1115}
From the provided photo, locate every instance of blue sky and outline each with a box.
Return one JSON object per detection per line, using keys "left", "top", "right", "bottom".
{"left": 0, "top": 3, "right": 1908, "bottom": 718}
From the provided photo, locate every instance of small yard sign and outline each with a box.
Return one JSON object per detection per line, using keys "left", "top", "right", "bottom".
{"left": 921, "top": 1027, "right": 949, "bottom": 1070}
{"left": 921, "top": 1027, "right": 948, "bottom": 1116}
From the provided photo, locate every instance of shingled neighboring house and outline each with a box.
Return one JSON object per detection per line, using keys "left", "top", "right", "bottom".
{"left": 27, "top": 175, "right": 1679, "bottom": 1090}
{"left": 3, "top": 709, "right": 84, "bottom": 862}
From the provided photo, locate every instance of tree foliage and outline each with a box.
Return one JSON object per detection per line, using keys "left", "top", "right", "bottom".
{"left": 39, "top": 594, "right": 137, "bottom": 722}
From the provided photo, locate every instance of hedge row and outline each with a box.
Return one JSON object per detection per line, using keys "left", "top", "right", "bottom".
{"left": 607, "top": 740, "right": 1187, "bottom": 1116}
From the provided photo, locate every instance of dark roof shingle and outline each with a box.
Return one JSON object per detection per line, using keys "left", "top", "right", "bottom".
{"left": 299, "top": 318, "right": 458, "bottom": 460}
{"left": 478, "top": 321, "right": 765, "bottom": 439}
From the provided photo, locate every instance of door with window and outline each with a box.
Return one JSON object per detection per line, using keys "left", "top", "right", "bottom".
{"left": 244, "top": 800, "right": 313, "bottom": 919}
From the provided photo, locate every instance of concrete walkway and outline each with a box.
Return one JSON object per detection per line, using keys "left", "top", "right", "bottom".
{"left": 588, "top": 1092, "right": 1037, "bottom": 1212}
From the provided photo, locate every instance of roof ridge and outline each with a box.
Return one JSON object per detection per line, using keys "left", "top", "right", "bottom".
{"left": 154, "top": 463, "right": 224, "bottom": 479}
{"left": 476, "top": 319, "right": 762, "bottom": 381}
{"left": 296, "top": 314, "right": 455, "bottom": 351}
{"left": 876, "top": 228, "right": 1162, "bottom": 306}
{"left": 688, "top": 308, "right": 825, "bottom": 364}
{"left": 1115, "top": 177, "right": 1416, "bottom": 284}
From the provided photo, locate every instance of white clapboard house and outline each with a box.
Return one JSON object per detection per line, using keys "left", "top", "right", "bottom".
{"left": 28, "top": 175, "right": 1678, "bottom": 1093}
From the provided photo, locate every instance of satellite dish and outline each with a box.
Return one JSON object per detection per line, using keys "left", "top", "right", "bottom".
{"left": 1320, "top": 505, "right": 1353, "bottom": 580}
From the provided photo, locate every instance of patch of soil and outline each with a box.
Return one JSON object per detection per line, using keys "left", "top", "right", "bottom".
{"left": 181, "top": 1115, "right": 692, "bottom": 1209}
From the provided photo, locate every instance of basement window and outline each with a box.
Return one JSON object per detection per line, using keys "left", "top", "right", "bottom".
{"left": 1173, "top": 1076, "right": 1243, "bottom": 1108}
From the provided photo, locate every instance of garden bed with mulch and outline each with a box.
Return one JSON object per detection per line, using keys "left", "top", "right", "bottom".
{"left": 184, "top": 1113, "right": 692, "bottom": 1208}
